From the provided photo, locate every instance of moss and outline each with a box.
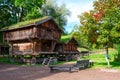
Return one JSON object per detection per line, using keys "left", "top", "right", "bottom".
{"left": 1, "top": 16, "right": 51, "bottom": 31}
{"left": 60, "top": 35, "right": 72, "bottom": 43}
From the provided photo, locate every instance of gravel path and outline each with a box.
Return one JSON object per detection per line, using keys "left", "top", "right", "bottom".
{"left": 0, "top": 63, "right": 120, "bottom": 80}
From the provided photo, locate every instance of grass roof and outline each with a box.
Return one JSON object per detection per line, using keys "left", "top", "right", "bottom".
{"left": 60, "top": 35, "right": 72, "bottom": 43}
{"left": 1, "top": 16, "right": 51, "bottom": 31}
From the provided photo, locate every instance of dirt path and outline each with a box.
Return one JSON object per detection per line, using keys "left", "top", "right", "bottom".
{"left": 0, "top": 63, "right": 120, "bottom": 80}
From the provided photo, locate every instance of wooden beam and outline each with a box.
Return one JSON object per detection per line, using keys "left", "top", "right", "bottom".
{"left": 39, "top": 52, "right": 58, "bottom": 54}
{"left": 51, "top": 41, "right": 56, "bottom": 52}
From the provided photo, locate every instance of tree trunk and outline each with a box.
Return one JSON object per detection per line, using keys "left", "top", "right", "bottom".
{"left": 105, "top": 45, "right": 110, "bottom": 68}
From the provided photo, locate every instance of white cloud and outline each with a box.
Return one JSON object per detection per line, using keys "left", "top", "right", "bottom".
{"left": 67, "top": 2, "right": 93, "bottom": 23}
{"left": 57, "top": 0, "right": 94, "bottom": 32}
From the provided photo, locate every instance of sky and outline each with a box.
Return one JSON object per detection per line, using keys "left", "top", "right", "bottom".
{"left": 57, "top": 0, "right": 95, "bottom": 33}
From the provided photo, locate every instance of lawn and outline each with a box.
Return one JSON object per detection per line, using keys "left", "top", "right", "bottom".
{"left": 83, "top": 49, "right": 120, "bottom": 69}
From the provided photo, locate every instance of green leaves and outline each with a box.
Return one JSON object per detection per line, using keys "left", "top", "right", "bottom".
{"left": 74, "top": 0, "right": 120, "bottom": 49}
{"left": 93, "top": 0, "right": 120, "bottom": 45}
{"left": 0, "top": 0, "right": 46, "bottom": 27}
{"left": 40, "top": 0, "right": 70, "bottom": 31}
{"left": 14, "top": 0, "right": 45, "bottom": 8}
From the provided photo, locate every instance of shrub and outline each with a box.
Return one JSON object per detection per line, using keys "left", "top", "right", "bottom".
{"left": 24, "top": 54, "right": 32, "bottom": 59}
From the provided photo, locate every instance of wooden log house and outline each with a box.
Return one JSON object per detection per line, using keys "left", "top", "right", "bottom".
{"left": 55, "top": 35, "right": 79, "bottom": 60}
{"left": 1, "top": 16, "right": 80, "bottom": 62}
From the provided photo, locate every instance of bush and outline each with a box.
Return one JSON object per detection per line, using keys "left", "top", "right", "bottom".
{"left": 35, "top": 55, "right": 41, "bottom": 59}
{"left": 114, "top": 54, "right": 120, "bottom": 62}
{"left": 114, "top": 44, "right": 120, "bottom": 61}
{"left": 24, "top": 54, "right": 32, "bottom": 59}
{"left": 13, "top": 55, "right": 21, "bottom": 59}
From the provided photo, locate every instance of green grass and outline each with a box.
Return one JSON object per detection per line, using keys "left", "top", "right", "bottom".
{"left": 82, "top": 51, "right": 120, "bottom": 69}
{"left": 0, "top": 55, "right": 25, "bottom": 65}
{"left": 0, "top": 56, "right": 10, "bottom": 63}
{"left": 60, "top": 35, "right": 72, "bottom": 43}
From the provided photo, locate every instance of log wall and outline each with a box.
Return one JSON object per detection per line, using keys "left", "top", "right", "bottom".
{"left": 13, "top": 43, "right": 33, "bottom": 55}
{"left": 4, "top": 20, "right": 61, "bottom": 42}
{"left": 12, "top": 40, "right": 57, "bottom": 55}
{"left": 37, "top": 20, "right": 61, "bottom": 40}
{"left": 4, "top": 27, "right": 37, "bottom": 41}
{"left": 63, "top": 44, "right": 77, "bottom": 52}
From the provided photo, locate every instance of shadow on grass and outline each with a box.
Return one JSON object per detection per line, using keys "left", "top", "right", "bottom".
{"left": 110, "top": 61, "right": 120, "bottom": 68}
{"left": 93, "top": 62, "right": 107, "bottom": 67}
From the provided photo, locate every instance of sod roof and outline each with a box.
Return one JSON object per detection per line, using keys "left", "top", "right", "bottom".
{"left": 60, "top": 35, "right": 72, "bottom": 43}
{"left": 60, "top": 35, "right": 79, "bottom": 45}
{"left": 1, "top": 16, "right": 62, "bottom": 32}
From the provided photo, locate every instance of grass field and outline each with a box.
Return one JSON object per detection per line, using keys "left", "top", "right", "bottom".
{"left": 82, "top": 49, "right": 120, "bottom": 69}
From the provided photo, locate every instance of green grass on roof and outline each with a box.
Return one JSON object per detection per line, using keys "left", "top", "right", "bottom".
{"left": 60, "top": 35, "right": 72, "bottom": 43}
{"left": 2, "top": 16, "right": 50, "bottom": 31}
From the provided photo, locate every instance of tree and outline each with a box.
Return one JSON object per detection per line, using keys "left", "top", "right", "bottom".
{"left": 14, "top": 0, "right": 46, "bottom": 21}
{"left": 0, "top": 0, "right": 46, "bottom": 28}
{"left": 73, "top": 10, "right": 99, "bottom": 49}
{"left": 72, "top": 24, "right": 92, "bottom": 49}
{"left": 0, "top": 0, "right": 16, "bottom": 28}
{"left": 93, "top": 1, "right": 120, "bottom": 65}
{"left": 74, "top": 0, "right": 120, "bottom": 67}
{"left": 41, "top": 0, "right": 70, "bottom": 31}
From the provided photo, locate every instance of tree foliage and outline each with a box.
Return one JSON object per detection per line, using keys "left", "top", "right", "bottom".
{"left": 41, "top": 0, "right": 70, "bottom": 31}
{"left": 0, "top": 0, "right": 45, "bottom": 28}
{"left": 0, "top": 0, "right": 15, "bottom": 28}
{"left": 74, "top": 0, "right": 120, "bottom": 49}
{"left": 73, "top": 10, "right": 99, "bottom": 49}
{"left": 93, "top": 0, "right": 120, "bottom": 45}
{"left": 15, "top": 0, "right": 46, "bottom": 21}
